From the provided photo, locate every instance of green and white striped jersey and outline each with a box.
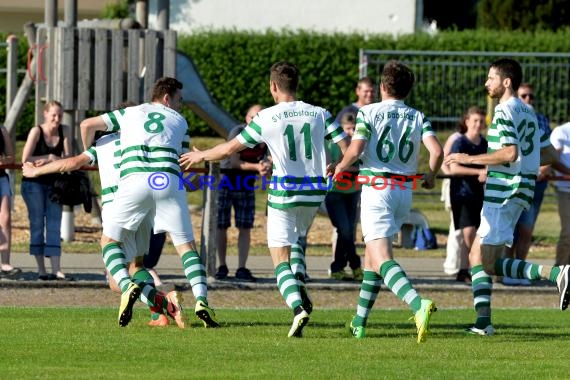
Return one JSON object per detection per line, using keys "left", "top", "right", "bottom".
{"left": 101, "top": 103, "right": 190, "bottom": 178}
{"left": 485, "top": 96, "right": 548, "bottom": 209}
{"left": 237, "top": 101, "right": 346, "bottom": 209}
{"left": 83, "top": 133, "right": 121, "bottom": 206}
{"left": 353, "top": 99, "right": 435, "bottom": 187}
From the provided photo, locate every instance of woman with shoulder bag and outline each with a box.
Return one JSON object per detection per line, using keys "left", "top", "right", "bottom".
{"left": 21, "top": 100, "right": 74, "bottom": 281}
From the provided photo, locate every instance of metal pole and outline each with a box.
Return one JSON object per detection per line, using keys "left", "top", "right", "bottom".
{"left": 60, "top": 112, "right": 76, "bottom": 242}
{"left": 60, "top": 0, "right": 78, "bottom": 242}
{"left": 136, "top": 0, "right": 149, "bottom": 29}
{"left": 136, "top": 0, "right": 148, "bottom": 91}
{"left": 156, "top": 0, "right": 170, "bottom": 30}
{"left": 359, "top": 48, "right": 367, "bottom": 79}
{"left": 6, "top": 35, "right": 18, "bottom": 114}
{"left": 64, "top": 0, "right": 77, "bottom": 27}
{"left": 45, "top": 0, "right": 58, "bottom": 27}
{"left": 38, "top": 0, "right": 57, "bottom": 128}
{"left": 415, "top": 0, "right": 424, "bottom": 32}
{"left": 5, "top": 35, "right": 19, "bottom": 203}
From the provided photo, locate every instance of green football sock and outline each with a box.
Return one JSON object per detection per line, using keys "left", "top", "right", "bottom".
{"left": 275, "top": 262, "right": 302, "bottom": 310}
{"left": 352, "top": 270, "right": 382, "bottom": 327}
{"left": 380, "top": 260, "right": 421, "bottom": 313}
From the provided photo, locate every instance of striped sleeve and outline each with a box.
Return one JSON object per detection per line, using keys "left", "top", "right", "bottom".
{"left": 101, "top": 110, "right": 122, "bottom": 132}
{"left": 495, "top": 110, "right": 518, "bottom": 146}
{"left": 237, "top": 120, "right": 262, "bottom": 148}
{"left": 83, "top": 147, "right": 97, "bottom": 165}
{"left": 324, "top": 112, "right": 346, "bottom": 142}
{"left": 421, "top": 115, "right": 436, "bottom": 138}
{"left": 353, "top": 109, "right": 371, "bottom": 141}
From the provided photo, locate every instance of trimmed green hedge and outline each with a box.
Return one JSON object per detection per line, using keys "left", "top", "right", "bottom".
{"left": 179, "top": 29, "right": 570, "bottom": 135}
{"left": 3, "top": 29, "right": 570, "bottom": 138}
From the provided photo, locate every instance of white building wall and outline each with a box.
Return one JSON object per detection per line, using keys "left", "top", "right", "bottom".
{"left": 161, "top": 0, "right": 421, "bottom": 35}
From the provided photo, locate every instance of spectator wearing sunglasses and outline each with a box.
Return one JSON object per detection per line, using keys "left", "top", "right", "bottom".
{"left": 503, "top": 83, "right": 552, "bottom": 286}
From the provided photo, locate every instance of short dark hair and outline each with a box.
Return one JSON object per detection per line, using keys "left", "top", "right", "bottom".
{"left": 270, "top": 61, "right": 299, "bottom": 94}
{"left": 341, "top": 112, "right": 357, "bottom": 125}
{"left": 490, "top": 58, "right": 523, "bottom": 91}
{"left": 357, "top": 76, "right": 374, "bottom": 88}
{"left": 381, "top": 60, "right": 415, "bottom": 99}
{"left": 151, "top": 77, "right": 183, "bottom": 101}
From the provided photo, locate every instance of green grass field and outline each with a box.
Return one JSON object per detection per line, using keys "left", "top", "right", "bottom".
{"left": 1, "top": 307, "right": 569, "bottom": 379}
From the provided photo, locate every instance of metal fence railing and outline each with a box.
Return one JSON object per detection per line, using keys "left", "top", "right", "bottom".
{"left": 359, "top": 50, "right": 570, "bottom": 128}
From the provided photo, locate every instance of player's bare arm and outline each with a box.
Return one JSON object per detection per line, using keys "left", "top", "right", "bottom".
{"left": 179, "top": 138, "right": 245, "bottom": 170}
{"left": 336, "top": 135, "right": 350, "bottom": 155}
{"left": 22, "top": 154, "right": 91, "bottom": 178}
{"left": 540, "top": 143, "right": 559, "bottom": 166}
{"left": 445, "top": 144, "right": 517, "bottom": 167}
{"left": 422, "top": 134, "right": 443, "bottom": 189}
{"left": 80, "top": 116, "right": 107, "bottom": 150}
{"left": 333, "top": 139, "right": 365, "bottom": 178}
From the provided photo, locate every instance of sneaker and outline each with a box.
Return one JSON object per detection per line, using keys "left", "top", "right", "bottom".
{"left": 502, "top": 277, "right": 521, "bottom": 286}
{"left": 118, "top": 282, "right": 141, "bottom": 327}
{"left": 148, "top": 313, "right": 169, "bottom": 327}
{"left": 288, "top": 308, "right": 309, "bottom": 338}
{"left": 352, "top": 268, "right": 364, "bottom": 282}
{"left": 299, "top": 283, "right": 313, "bottom": 315}
{"left": 466, "top": 325, "right": 495, "bottom": 336}
{"left": 556, "top": 265, "right": 570, "bottom": 310}
{"left": 413, "top": 299, "right": 437, "bottom": 343}
{"left": 195, "top": 301, "right": 220, "bottom": 328}
{"left": 349, "top": 320, "right": 365, "bottom": 339}
{"left": 215, "top": 265, "right": 229, "bottom": 280}
{"left": 165, "top": 291, "right": 185, "bottom": 329}
{"left": 330, "top": 270, "right": 351, "bottom": 281}
{"left": 235, "top": 267, "right": 256, "bottom": 282}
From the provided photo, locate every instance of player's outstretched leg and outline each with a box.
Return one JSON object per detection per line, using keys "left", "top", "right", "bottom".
{"left": 380, "top": 260, "right": 436, "bottom": 343}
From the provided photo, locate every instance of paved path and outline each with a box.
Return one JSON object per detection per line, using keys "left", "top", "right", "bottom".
{"left": 0, "top": 251, "right": 556, "bottom": 293}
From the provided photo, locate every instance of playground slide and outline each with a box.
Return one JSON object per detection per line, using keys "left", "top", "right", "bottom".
{"left": 176, "top": 51, "right": 238, "bottom": 138}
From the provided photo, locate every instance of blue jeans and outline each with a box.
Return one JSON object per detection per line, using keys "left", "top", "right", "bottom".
{"left": 325, "top": 191, "right": 361, "bottom": 272}
{"left": 21, "top": 180, "right": 62, "bottom": 256}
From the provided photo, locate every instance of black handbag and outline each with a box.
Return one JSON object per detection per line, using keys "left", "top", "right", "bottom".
{"left": 49, "top": 171, "right": 93, "bottom": 213}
